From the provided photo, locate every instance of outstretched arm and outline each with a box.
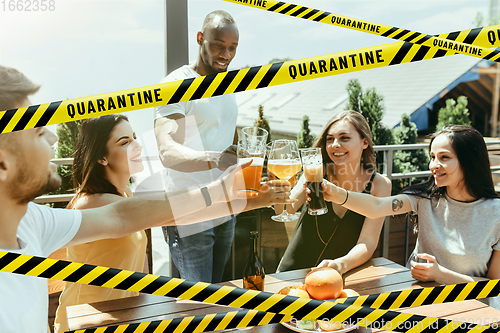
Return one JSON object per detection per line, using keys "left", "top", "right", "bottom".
{"left": 66, "top": 162, "right": 272, "bottom": 247}
{"left": 318, "top": 174, "right": 392, "bottom": 274}
{"left": 164, "top": 180, "right": 296, "bottom": 226}
{"left": 322, "top": 180, "right": 413, "bottom": 219}
{"left": 68, "top": 179, "right": 223, "bottom": 247}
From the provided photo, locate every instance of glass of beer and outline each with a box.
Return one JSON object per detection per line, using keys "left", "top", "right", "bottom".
{"left": 300, "top": 148, "right": 328, "bottom": 215}
{"left": 237, "top": 141, "right": 266, "bottom": 194}
{"left": 267, "top": 140, "right": 302, "bottom": 222}
{"left": 241, "top": 127, "right": 268, "bottom": 148}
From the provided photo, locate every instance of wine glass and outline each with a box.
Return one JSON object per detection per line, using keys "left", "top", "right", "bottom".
{"left": 267, "top": 140, "right": 302, "bottom": 222}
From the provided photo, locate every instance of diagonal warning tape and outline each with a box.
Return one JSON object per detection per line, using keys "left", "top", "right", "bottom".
{"left": 0, "top": 251, "right": 498, "bottom": 333}
{"left": 65, "top": 310, "right": 293, "bottom": 333}
{"left": 2, "top": 25, "right": 500, "bottom": 134}
{"left": 224, "top": 0, "right": 500, "bottom": 61}
{"left": 64, "top": 307, "right": 500, "bottom": 333}
{"left": 335, "top": 280, "right": 500, "bottom": 309}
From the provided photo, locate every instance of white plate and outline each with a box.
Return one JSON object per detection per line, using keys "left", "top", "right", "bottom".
{"left": 282, "top": 320, "right": 358, "bottom": 333}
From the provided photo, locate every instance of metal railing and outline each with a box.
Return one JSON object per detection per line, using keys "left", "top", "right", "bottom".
{"left": 35, "top": 141, "right": 500, "bottom": 260}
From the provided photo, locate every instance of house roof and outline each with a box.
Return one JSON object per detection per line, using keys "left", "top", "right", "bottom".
{"left": 235, "top": 54, "right": 483, "bottom": 135}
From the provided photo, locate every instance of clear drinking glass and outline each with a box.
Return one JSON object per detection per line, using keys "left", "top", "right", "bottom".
{"left": 267, "top": 140, "right": 302, "bottom": 222}
{"left": 410, "top": 253, "right": 427, "bottom": 264}
{"left": 236, "top": 140, "right": 266, "bottom": 195}
{"left": 300, "top": 148, "right": 328, "bottom": 215}
{"left": 241, "top": 127, "right": 268, "bottom": 147}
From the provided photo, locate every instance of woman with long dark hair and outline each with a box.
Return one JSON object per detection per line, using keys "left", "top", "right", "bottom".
{"left": 54, "top": 114, "right": 148, "bottom": 332}
{"left": 276, "top": 111, "right": 391, "bottom": 273}
{"left": 322, "top": 125, "right": 500, "bottom": 306}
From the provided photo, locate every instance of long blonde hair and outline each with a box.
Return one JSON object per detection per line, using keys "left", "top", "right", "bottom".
{"left": 313, "top": 110, "right": 375, "bottom": 170}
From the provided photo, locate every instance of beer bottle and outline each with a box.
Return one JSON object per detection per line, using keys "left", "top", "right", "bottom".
{"left": 243, "top": 231, "right": 265, "bottom": 291}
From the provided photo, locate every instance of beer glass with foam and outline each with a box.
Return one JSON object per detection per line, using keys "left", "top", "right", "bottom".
{"left": 300, "top": 148, "right": 328, "bottom": 215}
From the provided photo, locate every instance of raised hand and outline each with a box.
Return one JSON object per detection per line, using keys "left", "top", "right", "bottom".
{"left": 255, "top": 180, "right": 297, "bottom": 206}
{"left": 215, "top": 145, "right": 238, "bottom": 171}
{"left": 304, "top": 180, "right": 346, "bottom": 205}
{"left": 216, "top": 159, "right": 253, "bottom": 202}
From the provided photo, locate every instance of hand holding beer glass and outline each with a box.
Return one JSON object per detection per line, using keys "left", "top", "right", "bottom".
{"left": 300, "top": 148, "right": 328, "bottom": 215}
{"left": 268, "top": 140, "right": 302, "bottom": 222}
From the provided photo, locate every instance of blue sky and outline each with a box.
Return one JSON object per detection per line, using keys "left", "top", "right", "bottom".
{"left": 0, "top": 0, "right": 491, "bottom": 137}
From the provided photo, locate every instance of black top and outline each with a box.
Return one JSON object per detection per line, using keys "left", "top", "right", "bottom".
{"left": 277, "top": 172, "right": 376, "bottom": 272}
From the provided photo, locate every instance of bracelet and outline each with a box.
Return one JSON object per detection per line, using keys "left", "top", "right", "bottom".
{"left": 340, "top": 190, "right": 349, "bottom": 205}
{"left": 200, "top": 186, "right": 212, "bottom": 207}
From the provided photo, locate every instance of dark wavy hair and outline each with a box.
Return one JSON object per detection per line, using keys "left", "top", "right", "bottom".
{"left": 67, "top": 114, "right": 129, "bottom": 208}
{"left": 313, "top": 110, "right": 376, "bottom": 170}
{"left": 402, "top": 125, "right": 498, "bottom": 200}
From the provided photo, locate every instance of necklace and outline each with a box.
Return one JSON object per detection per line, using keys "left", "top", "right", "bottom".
{"left": 314, "top": 215, "right": 339, "bottom": 266}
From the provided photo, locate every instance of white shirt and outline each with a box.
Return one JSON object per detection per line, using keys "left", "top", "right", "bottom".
{"left": 155, "top": 65, "right": 238, "bottom": 154}
{"left": 0, "top": 203, "right": 82, "bottom": 333}
{"left": 155, "top": 65, "right": 238, "bottom": 236}
{"left": 405, "top": 194, "right": 500, "bottom": 308}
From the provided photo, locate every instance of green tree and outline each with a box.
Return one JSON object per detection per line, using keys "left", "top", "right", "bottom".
{"left": 50, "top": 120, "right": 83, "bottom": 207}
{"left": 436, "top": 96, "right": 471, "bottom": 131}
{"left": 297, "top": 115, "right": 317, "bottom": 148}
{"left": 392, "top": 114, "right": 429, "bottom": 193}
{"left": 345, "top": 79, "right": 394, "bottom": 171}
{"left": 254, "top": 104, "right": 272, "bottom": 145}
{"left": 473, "top": 12, "right": 500, "bottom": 27}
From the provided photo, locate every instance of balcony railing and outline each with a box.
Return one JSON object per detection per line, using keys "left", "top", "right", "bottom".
{"left": 35, "top": 141, "right": 500, "bottom": 260}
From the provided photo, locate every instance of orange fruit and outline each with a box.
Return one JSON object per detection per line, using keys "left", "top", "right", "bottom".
{"left": 277, "top": 285, "right": 311, "bottom": 298}
{"left": 305, "top": 267, "right": 343, "bottom": 300}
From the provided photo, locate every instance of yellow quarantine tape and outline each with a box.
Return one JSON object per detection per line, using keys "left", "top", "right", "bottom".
{"left": 2, "top": 24, "right": 500, "bottom": 134}
{"left": 67, "top": 309, "right": 293, "bottom": 333}
{"left": 0, "top": 251, "right": 498, "bottom": 333}
{"left": 224, "top": 0, "right": 500, "bottom": 61}
{"left": 66, "top": 306, "right": 500, "bottom": 333}
{"left": 65, "top": 285, "right": 500, "bottom": 332}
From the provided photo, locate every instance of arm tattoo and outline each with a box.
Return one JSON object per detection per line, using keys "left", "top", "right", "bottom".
{"left": 392, "top": 198, "right": 404, "bottom": 212}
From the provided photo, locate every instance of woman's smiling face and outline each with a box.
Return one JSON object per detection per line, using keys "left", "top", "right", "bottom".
{"left": 429, "top": 134, "right": 464, "bottom": 190}
{"left": 102, "top": 120, "right": 144, "bottom": 176}
{"left": 325, "top": 119, "right": 368, "bottom": 166}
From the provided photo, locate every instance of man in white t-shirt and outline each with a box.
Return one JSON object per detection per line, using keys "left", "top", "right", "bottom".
{"left": 0, "top": 65, "right": 293, "bottom": 332}
{"left": 154, "top": 11, "right": 240, "bottom": 283}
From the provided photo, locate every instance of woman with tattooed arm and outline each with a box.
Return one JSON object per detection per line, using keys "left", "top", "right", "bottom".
{"left": 319, "top": 125, "right": 500, "bottom": 308}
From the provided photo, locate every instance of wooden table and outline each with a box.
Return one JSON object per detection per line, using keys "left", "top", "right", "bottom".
{"left": 67, "top": 258, "right": 500, "bottom": 332}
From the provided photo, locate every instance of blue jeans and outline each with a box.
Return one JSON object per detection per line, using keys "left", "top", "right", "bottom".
{"left": 164, "top": 216, "right": 236, "bottom": 283}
